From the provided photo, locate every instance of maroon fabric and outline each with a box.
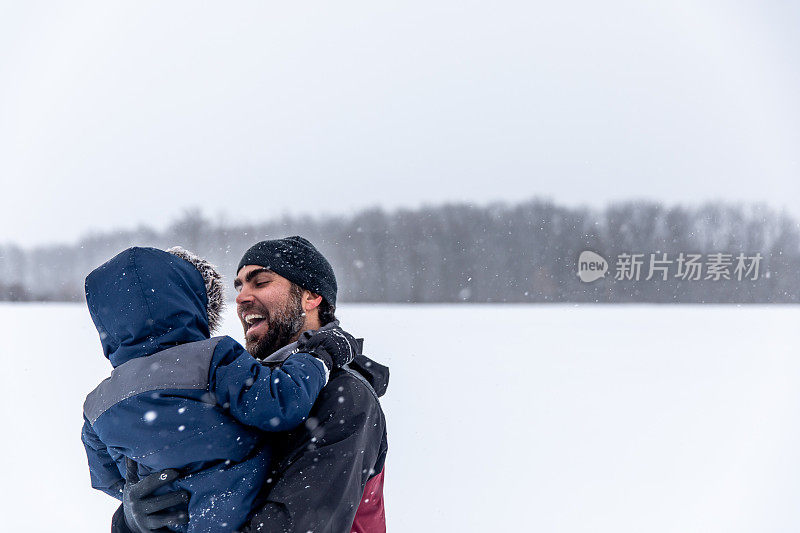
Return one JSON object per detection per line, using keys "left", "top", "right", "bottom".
{"left": 351, "top": 469, "right": 386, "bottom": 533}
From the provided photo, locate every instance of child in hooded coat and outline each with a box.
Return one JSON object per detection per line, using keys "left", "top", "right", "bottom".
{"left": 81, "top": 246, "right": 334, "bottom": 533}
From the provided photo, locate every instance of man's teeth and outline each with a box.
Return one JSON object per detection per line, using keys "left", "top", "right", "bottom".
{"left": 244, "top": 314, "right": 265, "bottom": 325}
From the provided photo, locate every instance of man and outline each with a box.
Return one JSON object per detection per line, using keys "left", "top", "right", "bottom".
{"left": 113, "top": 236, "right": 389, "bottom": 533}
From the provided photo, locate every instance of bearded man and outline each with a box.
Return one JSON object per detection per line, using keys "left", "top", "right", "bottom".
{"left": 113, "top": 236, "right": 389, "bottom": 533}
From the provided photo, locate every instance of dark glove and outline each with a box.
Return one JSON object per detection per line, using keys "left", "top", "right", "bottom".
{"left": 297, "top": 325, "right": 360, "bottom": 370}
{"left": 117, "top": 458, "right": 190, "bottom": 533}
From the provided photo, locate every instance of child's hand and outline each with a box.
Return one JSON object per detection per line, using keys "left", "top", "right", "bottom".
{"left": 297, "top": 326, "right": 360, "bottom": 370}
{"left": 120, "top": 459, "right": 189, "bottom": 533}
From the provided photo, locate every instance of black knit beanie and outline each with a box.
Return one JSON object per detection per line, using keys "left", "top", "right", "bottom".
{"left": 237, "top": 236, "right": 337, "bottom": 307}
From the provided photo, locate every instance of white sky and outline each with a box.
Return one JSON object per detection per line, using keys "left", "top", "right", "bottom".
{"left": 1, "top": 1, "right": 798, "bottom": 246}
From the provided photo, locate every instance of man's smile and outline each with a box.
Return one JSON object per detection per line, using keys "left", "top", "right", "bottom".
{"left": 240, "top": 310, "right": 269, "bottom": 337}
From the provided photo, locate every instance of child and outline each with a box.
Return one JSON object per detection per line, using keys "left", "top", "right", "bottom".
{"left": 81, "top": 246, "right": 352, "bottom": 533}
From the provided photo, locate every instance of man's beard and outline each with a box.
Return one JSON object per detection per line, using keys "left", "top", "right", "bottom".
{"left": 245, "top": 286, "right": 306, "bottom": 359}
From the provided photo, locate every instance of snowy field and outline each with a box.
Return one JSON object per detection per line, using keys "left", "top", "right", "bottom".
{"left": 1, "top": 303, "right": 799, "bottom": 533}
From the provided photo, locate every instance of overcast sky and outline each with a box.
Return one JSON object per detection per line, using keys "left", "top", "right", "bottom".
{"left": 1, "top": 1, "right": 798, "bottom": 246}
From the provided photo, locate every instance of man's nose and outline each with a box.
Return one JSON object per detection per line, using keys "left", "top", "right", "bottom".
{"left": 235, "top": 286, "right": 253, "bottom": 306}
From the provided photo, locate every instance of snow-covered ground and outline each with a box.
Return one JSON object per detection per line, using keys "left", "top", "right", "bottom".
{"left": 1, "top": 303, "right": 798, "bottom": 532}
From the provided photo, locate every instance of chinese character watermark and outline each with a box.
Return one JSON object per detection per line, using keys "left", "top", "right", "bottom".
{"left": 578, "top": 251, "right": 762, "bottom": 283}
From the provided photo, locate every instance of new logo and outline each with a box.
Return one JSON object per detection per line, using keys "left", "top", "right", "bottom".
{"left": 577, "top": 251, "right": 608, "bottom": 282}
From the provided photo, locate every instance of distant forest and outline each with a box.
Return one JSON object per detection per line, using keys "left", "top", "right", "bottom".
{"left": 1, "top": 199, "right": 798, "bottom": 303}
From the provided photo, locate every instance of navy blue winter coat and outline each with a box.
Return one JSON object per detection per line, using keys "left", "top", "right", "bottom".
{"left": 81, "top": 247, "right": 327, "bottom": 533}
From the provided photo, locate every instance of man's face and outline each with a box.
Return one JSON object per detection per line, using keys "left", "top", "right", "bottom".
{"left": 234, "top": 266, "right": 306, "bottom": 359}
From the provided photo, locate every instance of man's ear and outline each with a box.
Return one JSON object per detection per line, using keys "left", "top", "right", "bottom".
{"left": 303, "top": 291, "right": 323, "bottom": 313}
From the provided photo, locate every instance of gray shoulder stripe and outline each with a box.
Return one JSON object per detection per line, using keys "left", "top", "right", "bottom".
{"left": 84, "top": 337, "right": 224, "bottom": 425}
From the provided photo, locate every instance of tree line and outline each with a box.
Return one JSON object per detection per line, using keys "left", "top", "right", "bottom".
{"left": 1, "top": 199, "right": 798, "bottom": 303}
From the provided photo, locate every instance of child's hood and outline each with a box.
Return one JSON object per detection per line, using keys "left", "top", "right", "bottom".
{"left": 85, "top": 247, "right": 210, "bottom": 367}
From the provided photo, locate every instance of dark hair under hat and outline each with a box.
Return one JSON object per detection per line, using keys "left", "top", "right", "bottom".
{"left": 237, "top": 236, "right": 337, "bottom": 306}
